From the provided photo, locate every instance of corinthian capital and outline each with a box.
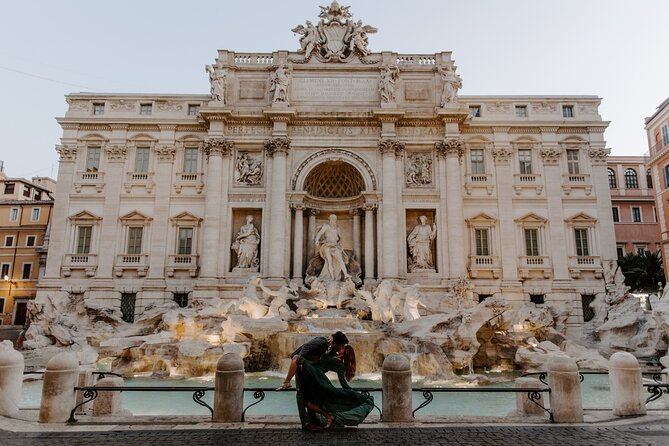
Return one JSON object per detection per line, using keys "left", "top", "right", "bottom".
{"left": 155, "top": 145, "right": 176, "bottom": 161}
{"left": 203, "top": 138, "right": 233, "bottom": 158}
{"left": 588, "top": 148, "right": 608, "bottom": 166}
{"left": 378, "top": 139, "right": 405, "bottom": 157}
{"left": 105, "top": 145, "right": 127, "bottom": 162}
{"left": 540, "top": 147, "right": 562, "bottom": 165}
{"left": 56, "top": 144, "right": 78, "bottom": 162}
{"left": 434, "top": 138, "right": 465, "bottom": 159}
{"left": 263, "top": 137, "right": 291, "bottom": 157}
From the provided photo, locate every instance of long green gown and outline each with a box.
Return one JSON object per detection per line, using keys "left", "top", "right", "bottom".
{"left": 297, "top": 354, "right": 375, "bottom": 427}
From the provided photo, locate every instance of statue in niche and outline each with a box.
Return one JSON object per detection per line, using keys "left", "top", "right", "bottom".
{"left": 232, "top": 215, "right": 260, "bottom": 269}
{"left": 437, "top": 63, "right": 462, "bottom": 106}
{"left": 304, "top": 214, "right": 362, "bottom": 288}
{"left": 234, "top": 152, "right": 263, "bottom": 185}
{"left": 270, "top": 65, "right": 290, "bottom": 103}
{"left": 406, "top": 154, "right": 433, "bottom": 186}
{"left": 379, "top": 65, "right": 399, "bottom": 103}
{"left": 205, "top": 65, "right": 226, "bottom": 103}
{"left": 407, "top": 215, "right": 437, "bottom": 271}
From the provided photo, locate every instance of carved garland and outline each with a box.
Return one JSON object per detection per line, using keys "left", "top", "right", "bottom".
{"left": 263, "top": 137, "right": 291, "bottom": 157}
{"left": 291, "top": 148, "right": 377, "bottom": 191}
{"left": 378, "top": 139, "right": 405, "bottom": 157}
{"left": 203, "top": 138, "right": 234, "bottom": 158}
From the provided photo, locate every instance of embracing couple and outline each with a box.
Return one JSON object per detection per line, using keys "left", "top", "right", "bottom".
{"left": 276, "top": 331, "right": 375, "bottom": 431}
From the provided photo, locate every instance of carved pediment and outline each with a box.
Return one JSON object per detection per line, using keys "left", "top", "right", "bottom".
{"left": 515, "top": 212, "right": 547, "bottom": 224}
{"left": 119, "top": 211, "right": 153, "bottom": 223}
{"left": 68, "top": 210, "right": 102, "bottom": 223}
{"left": 467, "top": 213, "right": 497, "bottom": 225}
{"left": 170, "top": 211, "right": 203, "bottom": 224}
{"left": 565, "top": 212, "right": 597, "bottom": 224}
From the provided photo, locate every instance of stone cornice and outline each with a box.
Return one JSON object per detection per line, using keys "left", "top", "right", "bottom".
{"left": 378, "top": 139, "right": 405, "bottom": 156}
{"left": 373, "top": 109, "right": 405, "bottom": 123}
{"left": 203, "top": 138, "right": 234, "bottom": 158}
{"left": 109, "top": 123, "right": 128, "bottom": 131}
{"left": 263, "top": 109, "right": 297, "bottom": 123}
{"left": 434, "top": 138, "right": 465, "bottom": 159}
{"left": 264, "top": 137, "right": 291, "bottom": 157}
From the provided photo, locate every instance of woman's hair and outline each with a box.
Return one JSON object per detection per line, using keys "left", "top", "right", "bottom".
{"left": 341, "top": 345, "right": 356, "bottom": 381}
{"left": 332, "top": 331, "right": 349, "bottom": 346}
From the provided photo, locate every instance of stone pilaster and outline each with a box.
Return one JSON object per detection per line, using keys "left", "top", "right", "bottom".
{"left": 264, "top": 137, "right": 291, "bottom": 280}
{"left": 379, "top": 139, "right": 404, "bottom": 278}
{"left": 291, "top": 203, "right": 305, "bottom": 282}
{"left": 351, "top": 209, "right": 361, "bottom": 264}
{"left": 363, "top": 203, "right": 377, "bottom": 282}
{"left": 147, "top": 145, "right": 176, "bottom": 281}
{"left": 491, "top": 139, "right": 519, "bottom": 282}
{"left": 307, "top": 209, "right": 319, "bottom": 262}
{"left": 589, "top": 147, "right": 616, "bottom": 260}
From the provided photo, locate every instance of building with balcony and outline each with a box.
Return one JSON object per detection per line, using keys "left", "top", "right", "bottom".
{"left": 37, "top": 3, "right": 616, "bottom": 337}
{"left": 0, "top": 169, "right": 54, "bottom": 326}
{"left": 645, "top": 97, "right": 669, "bottom": 278}
{"left": 607, "top": 155, "right": 659, "bottom": 257}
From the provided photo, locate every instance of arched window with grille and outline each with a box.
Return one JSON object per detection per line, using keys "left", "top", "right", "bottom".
{"left": 624, "top": 168, "right": 638, "bottom": 189}
{"left": 608, "top": 168, "right": 616, "bottom": 189}
{"left": 646, "top": 168, "right": 653, "bottom": 188}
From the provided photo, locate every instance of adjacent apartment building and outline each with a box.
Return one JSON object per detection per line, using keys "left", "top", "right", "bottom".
{"left": 607, "top": 155, "right": 659, "bottom": 257}
{"left": 0, "top": 168, "right": 54, "bottom": 326}
{"left": 646, "top": 97, "right": 669, "bottom": 278}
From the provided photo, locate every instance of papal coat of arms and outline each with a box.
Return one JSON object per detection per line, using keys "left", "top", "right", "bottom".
{"left": 291, "top": 1, "right": 377, "bottom": 63}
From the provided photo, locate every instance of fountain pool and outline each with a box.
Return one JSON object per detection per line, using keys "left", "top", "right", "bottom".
{"left": 20, "top": 372, "right": 664, "bottom": 417}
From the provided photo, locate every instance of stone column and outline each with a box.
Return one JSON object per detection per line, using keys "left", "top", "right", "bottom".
{"left": 609, "top": 352, "right": 646, "bottom": 417}
{"left": 589, "top": 147, "right": 617, "bottom": 260}
{"left": 436, "top": 139, "right": 466, "bottom": 277}
{"left": 264, "top": 138, "right": 291, "bottom": 281}
{"left": 213, "top": 353, "right": 245, "bottom": 422}
{"left": 363, "top": 204, "right": 377, "bottom": 282}
{"left": 307, "top": 209, "right": 319, "bottom": 263}
{"left": 352, "top": 209, "right": 361, "bottom": 264}
{"left": 382, "top": 354, "right": 412, "bottom": 422}
{"left": 547, "top": 354, "right": 583, "bottom": 423}
{"left": 291, "top": 203, "right": 305, "bottom": 282}
{"left": 39, "top": 352, "right": 79, "bottom": 423}
{"left": 0, "top": 342, "right": 24, "bottom": 417}
{"left": 200, "top": 139, "right": 233, "bottom": 279}
{"left": 379, "top": 139, "right": 404, "bottom": 279}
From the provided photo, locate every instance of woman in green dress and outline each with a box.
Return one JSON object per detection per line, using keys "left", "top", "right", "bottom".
{"left": 300, "top": 344, "right": 375, "bottom": 428}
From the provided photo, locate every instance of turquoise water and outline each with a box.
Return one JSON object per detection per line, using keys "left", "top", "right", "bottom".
{"left": 20, "top": 372, "right": 663, "bottom": 417}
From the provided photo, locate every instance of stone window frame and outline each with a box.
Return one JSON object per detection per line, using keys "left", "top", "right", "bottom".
{"left": 514, "top": 104, "right": 528, "bottom": 118}
{"left": 3, "top": 235, "right": 14, "bottom": 247}
{"left": 562, "top": 105, "right": 575, "bottom": 118}
{"left": 187, "top": 104, "right": 200, "bottom": 116}
{"left": 30, "top": 207, "right": 40, "bottom": 221}
{"left": 624, "top": 168, "right": 639, "bottom": 189}
{"left": 515, "top": 212, "right": 549, "bottom": 258}
{"left": 0, "top": 263, "right": 9, "bottom": 278}
{"left": 468, "top": 105, "right": 482, "bottom": 118}
{"left": 25, "top": 235, "right": 36, "bottom": 247}
{"left": 67, "top": 211, "right": 102, "bottom": 255}
{"left": 127, "top": 136, "right": 157, "bottom": 174}
{"left": 139, "top": 102, "right": 153, "bottom": 115}
{"left": 20, "top": 262, "right": 32, "bottom": 280}
{"left": 119, "top": 211, "right": 153, "bottom": 255}
{"left": 612, "top": 206, "right": 620, "bottom": 223}
{"left": 9, "top": 208, "right": 18, "bottom": 222}
{"left": 631, "top": 206, "right": 642, "bottom": 223}
{"left": 92, "top": 102, "right": 105, "bottom": 116}
{"left": 607, "top": 168, "right": 617, "bottom": 189}
{"left": 169, "top": 212, "right": 203, "bottom": 256}
{"left": 564, "top": 212, "right": 598, "bottom": 259}
{"left": 466, "top": 213, "right": 497, "bottom": 258}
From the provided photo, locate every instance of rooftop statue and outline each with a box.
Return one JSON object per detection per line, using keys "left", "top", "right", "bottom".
{"left": 291, "top": 1, "right": 377, "bottom": 63}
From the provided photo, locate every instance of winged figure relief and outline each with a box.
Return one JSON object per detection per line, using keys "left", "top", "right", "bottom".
{"left": 344, "top": 20, "right": 377, "bottom": 56}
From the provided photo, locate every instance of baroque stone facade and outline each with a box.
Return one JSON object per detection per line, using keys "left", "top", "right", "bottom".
{"left": 38, "top": 2, "right": 615, "bottom": 337}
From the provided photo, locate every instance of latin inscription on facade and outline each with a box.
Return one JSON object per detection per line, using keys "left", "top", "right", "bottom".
{"left": 289, "top": 126, "right": 379, "bottom": 137}
{"left": 292, "top": 77, "right": 378, "bottom": 102}
{"left": 226, "top": 125, "right": 272, "bottom": 137}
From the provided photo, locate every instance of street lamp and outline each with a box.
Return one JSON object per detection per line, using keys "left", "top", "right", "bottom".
{"left": 3, "top": 274, "right": 16, "bottom": 316}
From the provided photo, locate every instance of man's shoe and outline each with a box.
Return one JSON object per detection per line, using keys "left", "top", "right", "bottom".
{"left": 302, "top": 423, "right": 324, "bottom": 432}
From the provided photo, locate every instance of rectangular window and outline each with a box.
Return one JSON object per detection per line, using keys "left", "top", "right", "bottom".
{"left": 632, "top": 207, "right": 642, "bottom": 222}
{"left": 616, "top": 246, "right": 625, "bottom": 258}
{"left": 135, "top": 147, "right": 150, "bottom": 172}
{"left": 23, "top": 187, "right": 31, "bottom": 197}
{"left": 515, "top": 105, "right": 527, "bottom": 117}
{"left": 470, "top": 149, "right": 485, "bottom": 174}
{"left": 21, "top": 263, "right": 32, "bottom": 280}
{"left": 0, "top": 298, "right": 4, "bottom": 314}
{"left": 178, "top": 228, "right": 193, "bottom": 254}
{"left": 567, "top": 149, "right": 580, "bottom": 175}
{"left": 612, "top": 207, "right": 619, "bottom": 222}
{"left": 76, "top": 226, "right": 92, "bottom": 254}
{"left": 636, "top": 245, "right": 647, "bottom": 255}
{"left": 518, "top": 149, "right": 532, "bottom": 174}
{"left": 139, "top": 103, "right": 152, "bottom": 115}
{"left": 562, "top": 105, "right": 574, "bottom": 118}
{"left": 120, "top": 293, "right": 136, "bottom": 323}
{"left": 183, "top": 148, "right": 198, "bottom": 173}
{"left": 664, "top": 165, "right": 669, "bottom": 189}
{"left": 524, "top": 229, "right": 539, "bottom": 256}
{"left": 9, "top": 208, "right": 18, "bottom": 221}
{"left": 663, "top": 124, "right": 669, "bottom": 146}
{"left": 34, "top": 191, "right": 41, "bottom": 200}
{"left": 173, "top": 293, "right": 189, "bottom": 308}
{"left": 4, "top": 183, "right": 14, "bottom": 194}
{"left": 575, "top": 228, "right": 589, "bottom": 256}
{"left": 127, "top": 227, "right": 143, "bottom": 254}
{"left": 4, "top": 236, "right": 14, "bottom": 247}
{"left": 0, "top": 264, "right": 9, "bottom": 278}
{"left": 31, "top": 208, "right": 40, "bottom": 221}
{"left": 530, "top": 294, "right": 545, "bottom": 305}
{"left": 86, "top": 147, "right": 101, "bottom": 172}
{"left": 478, "top": 294, "right": 491, "bottom": 303}
{"left": 188, "top": 104, "right": 200, "bottom": 116}
{"left": 26, "top": 235, "right": 36, "bottom": 247}
{"left": 474, "top": 228, "right": 490, "bottom": 256}
{"left": 469, "top": 105, "right": 481, "bottom": 117}
{"left": 654, "top": 207, "right": 658, "bottom": 222}
{"left": 93, "top": 103, "right": 105, "bottom": 115}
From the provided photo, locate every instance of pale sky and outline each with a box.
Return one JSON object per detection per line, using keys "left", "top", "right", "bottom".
{"left": 1, "top": 0, "right": 667, "bottom": 180}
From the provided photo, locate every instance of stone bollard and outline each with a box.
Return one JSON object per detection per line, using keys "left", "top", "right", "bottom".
{"left": 515, "top": 377, "right": 545, "bottom": 416}
{"left": 547, "top": 353, "right": 583, "bottom": 423}
{"left": 382, "top": 354, "right": 412, "bottom": 422}
{"left": 39, "top": 352, "right": 79, "bottom": 423}
{"left": 609, "top": 352, "right": 646, "bottom": 416}
{"left": 93, "top": 377, "right": 126, "bottom": 416}
{"left": 74, "top": 369, "right": 95, "bottom": 415}
{"left": 213, "top": 353, "right": 244, "bottom": 422}
{"left": 0, "top": 340, "right": 24, "bottom": 417}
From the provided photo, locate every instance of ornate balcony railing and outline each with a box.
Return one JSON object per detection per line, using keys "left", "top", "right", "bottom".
{"left": 167, "top": 254, "right": 199, "bottom": 277}
{"left": 62, "top": 253, "right": 98, "bottom": 277}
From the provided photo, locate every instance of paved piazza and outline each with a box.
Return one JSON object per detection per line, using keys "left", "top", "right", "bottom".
{"left": 3, "top": 424, "right": 669, "bottom": 446}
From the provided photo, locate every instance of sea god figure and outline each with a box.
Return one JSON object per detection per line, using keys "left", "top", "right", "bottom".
{"left": 407, "top": 215, "right": 437, "bottom": 271}
{"left": 232, "top": 215, "right": 260, "bottom": 269}
{"left": 314, "top": 214, "right": 351, "bottom": 282}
